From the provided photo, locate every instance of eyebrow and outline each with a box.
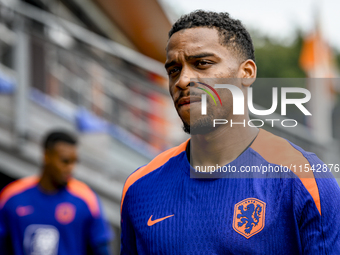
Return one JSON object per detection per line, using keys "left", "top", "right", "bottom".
{"left": 165, "top": 52, "right": 216, "bottom": 70}
{"left": 186, "top": 53, "right": 216, "bottom": 60}
{"left": 165, "top": 60, "right": 177, "bottom": 70}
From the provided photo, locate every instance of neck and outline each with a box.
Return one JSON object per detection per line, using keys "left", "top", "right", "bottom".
{"left": 190, "top": 117, "right": 259, "bottom": 169}
{"left": 38, "top": 170, "right": 60, "bottom": 193}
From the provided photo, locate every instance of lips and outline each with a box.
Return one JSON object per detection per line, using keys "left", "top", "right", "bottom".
{"left": 177, "top": 96, "right": 201, "bottom": 107}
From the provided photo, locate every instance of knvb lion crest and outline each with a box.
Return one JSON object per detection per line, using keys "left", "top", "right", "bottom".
{"left": 233, "top": 198, "right": 266, "bottom": 239}
{"left": 55, "top": 202, "right": 76, "bottom": 225}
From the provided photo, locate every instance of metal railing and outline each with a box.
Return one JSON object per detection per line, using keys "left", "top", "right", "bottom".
{"left": 0, "top": 0, "right": 186, "bottom": 157}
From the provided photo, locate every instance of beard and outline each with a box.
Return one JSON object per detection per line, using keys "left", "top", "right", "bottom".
{"left": 175, "top": 81, "right": 234, "bottom": 135}
{"left": 181, "top": 99, "right": 234, "bottom": 135}
{"left": 182, "top": 115, "right": 217, "bottom": 135}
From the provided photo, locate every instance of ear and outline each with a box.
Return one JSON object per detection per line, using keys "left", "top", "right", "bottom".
{"left": 239, "top": 59, "right": 257, "bottom": 87}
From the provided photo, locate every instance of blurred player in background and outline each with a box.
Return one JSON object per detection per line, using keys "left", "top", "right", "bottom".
{"left": 120, "top": 10, "right": 340, "bottom": 254}
{"left": 0, "top": 130, "right": 113, "bottom": 255}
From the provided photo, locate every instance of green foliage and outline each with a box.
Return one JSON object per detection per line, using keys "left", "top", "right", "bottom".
{"left": 336, "top": 52, "right": 340, "bottom": 71}
{"left": 251, "top": 31, "right": 306, "bottom": 78}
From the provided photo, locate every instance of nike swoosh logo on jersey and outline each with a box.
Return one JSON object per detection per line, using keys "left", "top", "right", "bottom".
{"left": 147, "top": 214, "right": 174, "bottom": 226}
{"left": 16, "top": 205, "right": 34, "bottom": 216}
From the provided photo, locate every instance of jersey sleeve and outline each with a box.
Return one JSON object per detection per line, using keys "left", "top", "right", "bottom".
{"left": 0, "top": 195, "right": 12, "bottom": 254}
{"left": 88, "top": 194, "right": 114, "bottom": 254}
{"left": 120, "top": 166, "right": 147, "bottom": 254}
{"left": 67, "top": 178, "right": 113, "bottom": 253}
{"left": 0, "top": 204, "right": 7, "bottom": 240}
{"left": 0, "top": 205, "right": 7, "bottom": 251}
{"left": 120, "top": 190, "right": 138, "bottom": 255}
{"left": 119, "top": 144, "right": 188, "bottom": 254}
{"left": 294, "top": 157, "right": 340, "bottom": 254}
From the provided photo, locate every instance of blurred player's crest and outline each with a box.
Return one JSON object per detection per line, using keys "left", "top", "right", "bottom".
{"left": 233, "top": 198, "right": 266, "bottom": 239}
{"left": 55, "top": 202, "right": 76, "bottom": 224}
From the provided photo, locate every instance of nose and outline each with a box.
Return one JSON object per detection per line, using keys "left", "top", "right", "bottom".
{"left": 175, "top": 66, "right": 193, "bottom": 90}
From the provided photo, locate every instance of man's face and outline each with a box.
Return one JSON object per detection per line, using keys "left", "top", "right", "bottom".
{"left": 44, "top": 142, "right": 78, "bottom": 187}
{"left": 165, "top": 27, "right": 243, "bottom": 134}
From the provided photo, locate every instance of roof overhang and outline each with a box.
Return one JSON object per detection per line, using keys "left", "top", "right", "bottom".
{"left": 93, "top": 0, "right": 172, "bottom": 62}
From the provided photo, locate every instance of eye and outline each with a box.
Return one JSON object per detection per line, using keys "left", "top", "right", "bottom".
{"left": 62, "top": 158, "right": 70, "bottom": 165}
{"left": 167, "top": 67, "right": 181, "bottom": 76}
{"left": 196, "top": 60, "right": 212, "bottom": 68}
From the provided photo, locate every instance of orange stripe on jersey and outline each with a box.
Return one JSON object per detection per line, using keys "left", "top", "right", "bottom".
{"left": 67, "top": 178, "right": 100, "bottom": 218}
{"left": 0, "top": 176, "right": 39, "bottom": 209}
{"left": 251, "top": 129, "right": 321, "bottom": 215}
{"left": 121, "top": 139, "right": 189, "bottom": 213}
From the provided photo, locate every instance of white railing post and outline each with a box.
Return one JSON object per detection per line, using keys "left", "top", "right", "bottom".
{"left": 13, "top": 15, "right": 30, "bottom": 150}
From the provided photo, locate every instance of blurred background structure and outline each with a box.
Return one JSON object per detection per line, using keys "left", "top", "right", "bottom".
{"left": 0, "top": 0, "right": 340, "bottom": 253}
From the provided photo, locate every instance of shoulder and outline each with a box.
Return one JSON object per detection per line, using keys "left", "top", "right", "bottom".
{"left": 66, "top": 178, "right": 101, "bottom": 218}
{"left": 0, "top": 176, "right": 39, "bottom": 209}
{"left": 251, "top": 129, "right": 322, "bottom": 214}
{"left": 251, "top": 128, "right": 312, "bottom": 167}
{"left": 120, "top": 139, "right": 189, "bottom": 212}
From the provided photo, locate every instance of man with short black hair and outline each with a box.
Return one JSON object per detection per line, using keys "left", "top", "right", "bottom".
{"left": 121, "top": 10, "right": 340, "bottom": 254}
{"left": 0, "top": 130, "right": 113, "bottom": 255}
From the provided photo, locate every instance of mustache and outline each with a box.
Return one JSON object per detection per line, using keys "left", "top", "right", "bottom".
{"left": 175, "top": 90, "right": 203, "bottom": 105}
{"left": 174, "top": 81, "right": 209, "bottom": 105}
